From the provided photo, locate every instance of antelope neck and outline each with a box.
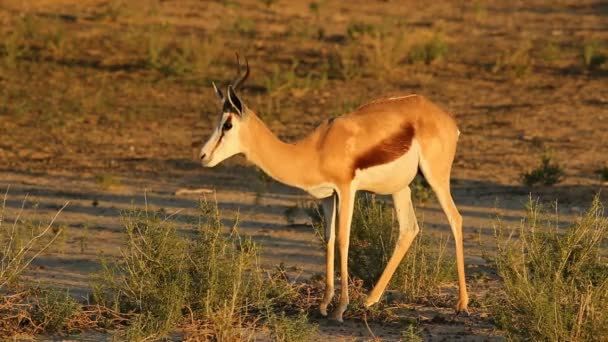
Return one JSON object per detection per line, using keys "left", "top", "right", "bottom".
{"left": 243, "top": 114, "right": 319, "bottom": 189}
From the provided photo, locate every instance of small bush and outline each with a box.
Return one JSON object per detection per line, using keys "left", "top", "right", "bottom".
{"left": 145, "top": 26, "right": 219, "bottom": 76}
{"left": 0, "top": 189, "right": 66, "bottom": 291}
{"left": 326, "top": 48, "right": 365, "bottom": 81}
{"left": 408, "top": 35, "right": 448, "bottom": 65}
{"left": 364, "top": 31, "right": 408, "bottom": 73}
{"left": 231, "top": 17, "right": 257, "bottom": 38}
{"left": 411, "top": 175, "right": 434, "bottom": 204}
{"left": 492, "top": 41, "right": 533, "bottom": 78}
{"left": 493, "top": 195, "right": 608, "bottom": 340}
{"left": 95, "top": 200, "right": 310, "bottom": 340}
{"left": 96, "top": 208, "right": 189, "bottom": 340}
{"left": 401, "top": 323, "right": 424, "bottom": 342}
{"left": 346, "top": 21, "right": 377, "bottom": 40}
{"left": 188, "top": 200, "right": 295, "bottom": 316}
{"left": 31, "top": 289, "right": 81, "bottom": 333}
{"left": 540, "top": 41, "right": 561, "bottom": 63}
{"left": 582, "top": 41, "right": 607, "bottom": 70}
{"left": 1, "top": 15, "right": 38, "bottom": 69}
{"left": 521, "top": 153, "right": 564, "bottom": 186}
{"left": 267, "top": 311, "right": 318, "bottom": 342}
{"left": 94, "top": 173, "right": 120, "bottom": 189}
{"left": 391, "top": 232, "right": 452, "bottom": 302}
{"left": 596, "top": 167, "right": 608, "bottom": 183}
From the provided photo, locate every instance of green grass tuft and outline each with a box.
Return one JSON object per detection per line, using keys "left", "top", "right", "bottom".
{"left": 408, "top": 35, "right": 448, "bottom": 65}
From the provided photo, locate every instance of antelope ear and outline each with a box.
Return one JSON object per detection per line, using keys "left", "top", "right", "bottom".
{"left": 212, "top": 81, "right": 223, "bottom": 100}
{"left": 227, "top": 85, "right": 244, "bottom": 116}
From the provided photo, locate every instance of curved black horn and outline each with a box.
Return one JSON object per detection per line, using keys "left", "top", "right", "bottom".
{"left": 231, "top": 53, "right": 249, "bottom": 90}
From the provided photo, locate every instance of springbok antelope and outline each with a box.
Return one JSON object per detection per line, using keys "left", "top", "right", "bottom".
{"left": 199, "top": 55, "right": 469, "bottom": 322}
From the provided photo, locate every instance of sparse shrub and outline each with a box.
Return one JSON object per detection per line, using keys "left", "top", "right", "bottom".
{"left": 346, "top": 21, "right": 377, "bottom": 40}
{"left": 410, "top": 174, "right": 434, "bottom": 204}
{"left": 259, "top": 0, "right": 278, "bottom": 8}
{"left": 96, "top": 208, "right": 189, "bottom": 340}
{"left": 94, "top": 173, "right": 120, "bottom": 189}
{"left": 232, "top": 17, "right": 257, "bottom": 38}
{"left": 473, "top": 1, "right": 486, "bottom": 21}
{"left": 301, "top": 201, "right": 325, "bottom": 244}
{"left": 145, "top": 24, "right": 215, "bottom": 76}
{"left": 267, "top": 311, "right": 318, "bottom": 342}
{"left": 391, "top": 231, "right": 452, "bottom": 302}
{"left": 492, "top": 41, "right": 533, "bottom": 78}
{"left": 540, "top": 41, "right": 561, "bottom": 62}
{"left": 0, "top": 190, "right": 72, "bottom": 337}
{"left": 1, "top": 15, "right": 38, "bottom": 69}
{"left": 95, "top": 200, "right": 308, "bottom": 340}
{"left": 401, "top": 323, "right": 424, "bottom": 342}
{"left": 364, "top": 30, "right": 408, "bottom": 73}
{"left": 596, "top": 167, "right": 608, "bottom": 183}
{"left": 188, "top": 200, "right": 292, "bottom": 316}
{"left": 345, "top": 21, "right": 409, "bottom": 74}
{"left": 101, "top": 0, "right": 126, "bottom": 21}
{"left": 582, "top": 41, "right": 607, "bottom": 70}
{"left": 2, "top": 29, "right": 23, "bottom": 69}
{"left": 325, "top": 49, "right": 364, "bottom": 80}
{"left": 146, "top": 24, "right": 166, "bottom": 69}
{"left": 284, "top": 204, "right": 299, "bottom": 225}
{"left": 45, "top": 20, "right": 67, "bottom": 60}
{"left": 408, "top": 34, "right": 448, "bottom": 65}
{"left": 493, "top": 195, "right": 608, "bottom": 341}
{"left": 521, "top": 153, "right": 564, "bottom": 186}
{"left": 191, "top": 34, "right": 222, "bottom": 75}
{"left": 0, "top": 190, "right": 66, "bottom": 291}
{"left": 263, "top": 60, "right": 326, "bottom": 99}
{"left": 31, "top": 289, "right": 81, "bottom": 333}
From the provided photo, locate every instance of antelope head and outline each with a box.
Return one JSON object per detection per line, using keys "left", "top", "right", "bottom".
{"left": 199, "top": 54, "right": 251, "bottom": 167}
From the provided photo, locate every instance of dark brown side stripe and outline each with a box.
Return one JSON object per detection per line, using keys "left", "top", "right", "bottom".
{"left": 352, "top": 123, "right": 415, "bottom": 175}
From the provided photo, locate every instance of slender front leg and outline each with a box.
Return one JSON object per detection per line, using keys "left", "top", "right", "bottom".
{"left": 331, "top": 187, "right": 356, "bottom": 322}
{"left": 319, "top": 193, "right": 337, "bottom": 316}
{"left": 365, "top": 187, "right": 420, "bottom": 306}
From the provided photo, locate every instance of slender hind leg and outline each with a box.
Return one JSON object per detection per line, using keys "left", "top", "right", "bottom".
{"left": 416, "top": 118, "right": 469, "bottom": 314}
{"left": 420, "top": 160, "right": 469, "bottom": 314}
{"left": 365, "top": 186, "right": 420, "bottom": 307}
{"left": 319, "top": 194, "right": 337, "bottom": 316}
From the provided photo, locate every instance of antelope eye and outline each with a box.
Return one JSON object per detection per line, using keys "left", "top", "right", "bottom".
{"left": 223, "top": 121, "right": 232, "bottom": 131}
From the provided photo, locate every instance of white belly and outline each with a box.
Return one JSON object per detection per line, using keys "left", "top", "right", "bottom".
{"left": 306, "top": 183, "right": 335, "bottom": 199}
{"left": 353, "top": 141, "right": 419, "bottom": 194}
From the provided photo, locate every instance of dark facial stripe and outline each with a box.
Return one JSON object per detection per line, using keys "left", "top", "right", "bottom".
{"left": 352, "top": 123, "right": 415, "bottom": 175}
{"left": 210, "top": 116, "right": 231, "bottom": 156}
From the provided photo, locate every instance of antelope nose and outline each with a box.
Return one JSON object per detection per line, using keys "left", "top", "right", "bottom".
{"left": 200, "top": 153, "right": 206, "bottom": 160}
